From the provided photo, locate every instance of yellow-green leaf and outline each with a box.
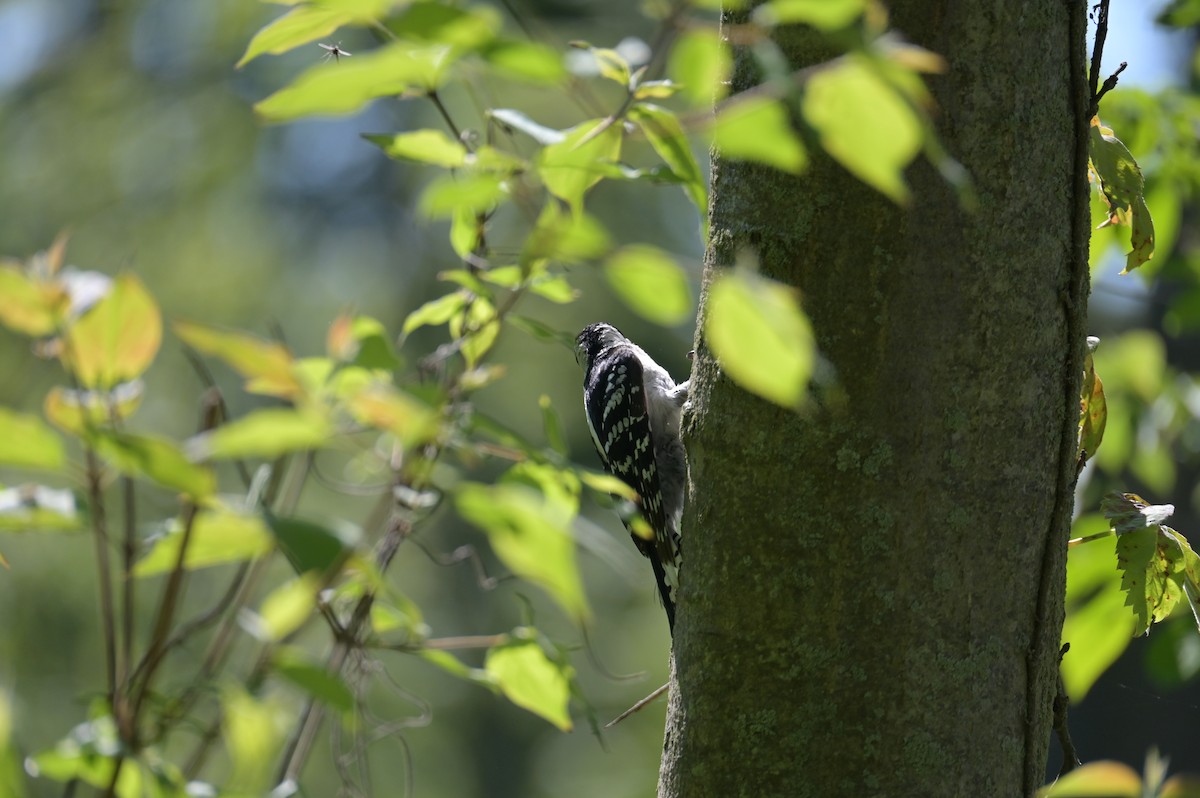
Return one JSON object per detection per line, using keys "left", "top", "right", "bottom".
{"left": 457, "top": 482, "right": 589, "bottom": 620}
{"left": 134, "top": 508, "right": 273, "bottom": 576}
{"left": 753, "top": 0, "right": 865, "bottom": 29}
{"left": 220, "top": 685, "right": 283, "bottom": 793}
{"left": 0, "top": 485, "right": 81, "bottom": 533}
{"left": 629, "top": 103, "right": 707, "bottom": 217}
{"left": 65, "top": 273, "right": 161, "bottom": 389}
{"left": 175, "top": 321, "right": 301, "bottom": 399}
{"left": 256, "top": 43, "right": 455, "bottom": 122}
{"left": 43, "top": 383, "right": 143, "bottom": 435}
{"left": 366, "top": 129, "right": 468, "bottom": 168}
{"left": 0, "top": 261, "right": 64, "bottom": 336}
{"left": 186, "top": 408, "right": 333, "bottom": 461}
{"left": 713, "top": 96, "right": 806, "bottom": 173}
{"left": 705, "top": 267, "right": 814, "bottom": 407}
{"left": 1038, "top": 760, "right": 1141, "bottom": 797}
{"left": 801, "top": 57, "right": 921, "bottom": 203}
{"left": 486, "top": 637, "right": 573, "bottom": 731}
{"left": 538, "top": 120, "right": 623, "bottom": 214}
{"left": 237, "top": 0, "right": 392, "bottom": 68}
{"left": 402, "top": 291, "right": 468, "bottom": 335}
{"left": 0, "top": 408, "right": 64, "bottom": 470}
{"left": 668, "top": 27, "right": 731, "bottom": 106}
{"left": 94, "top": 432, "right": 216, "bottom": 500}
{"left": 345, "top": 385, "right": 439, "bottom": 446}
{"left": 605, "top": 245, "right": 692, "bottom": 326}
{"left": 450, "top": 296, "right": 500, "bottom": 368}
{"left": 248, "top": 572, "right": 323, "bottom": 641}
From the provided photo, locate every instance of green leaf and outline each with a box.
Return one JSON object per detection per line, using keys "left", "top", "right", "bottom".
{"left": 246, "top": 572, "right": 322, "bottom": 641}
{"left": 629, "top": 103, "right": 707, "bottom": 217}
{"left": 713, "top": 96, "right": 806, "bottom": 173}
{"left": 753, "top": 0, "right": 865, "bottom": 29}
{"left": 0, "top": 261, "right": 63, "bottom": 336}
{"left": 220, "top": 684, "right": 282, "bottom": 792}
{"left": 42, "top": 383, "right": 143, "bottom": 435}
{"left": 581, "top": 44, "right": 631, "bottom": 86}
{"left": 0, "top": 485, "right": 81, "bottom": 532}
{"left": 457, "top": 482, "right": 589, "bottom": 620}
{"left": 481, "top": 266, "right": 579, "bottom": 304}
{"left": 266, "top": 513, "right": 358, "bottom": 577}
{"left": 450, "top": 296, "right": 500, "bottom": 368}
{"left": 273, "top": 649, "right": 355, "bottom": 712}
{"left": 605, "top": 245, "right": 692, "bottom": 325}
{"left": 0, "top": 408, "right": 64, "bottom": 470}
{"left": 256, "top": 43, "right": 456, "bottom": 123}
{"left": 419, "top": 172, "right": 506, "bottom": 218}
{"left": 237, "top": 0, "right": 392, "bottom": 68}
{"left": 485, "top": 636, "right": 573, "bottom": 731}
{"left": 1106, "top": 493, "right": 1186, "bottom": 636}
{"left": 93, "top": 432, "right": 216, "bottom": 500}
{"left": 1088, "top": 120, "right": 1155, "bottom": 273}
{"left": 134, "top": 508, "right": 273, "bottom": 576}
{"left": 65, "top": 273, "right": 161, "bottom": 390}
{"left": 175, "top": 321, "right": 301, "bottom": 399}
{"left": 668, "top": 27, "right": 731, "bottom": 106}
{"left": 521, "top": 203, "right": 612, "bottom": 265}
{"left": 705, "top": 267, "right": 815, "bottom": 407}
{"left": 801, "top": 57, "right": 921, "bottom": 203}
{"left": 325, "top": 314, "right": 401, "bottom": 370}
{"left": 1062, "top": 531, "right": 1133, "bottom": 699}
{"left": 26, "top": 715, "right": 135, "bottom": 793}
{"left": 1078, "top": 340, "right": 1107, "bottom": 465}
{"left": 402, "top": 291, "right": 468, "bottom": 335}
{"left": 345, "top": 384, "right": 439, "bottom": 445}
{"left": 537, "top": 120, "right": 624, "bottom": 214}
{"left": 186, "top": 408, "right": 332, "bottom": 461}
{"left": 366, "top": 129, "right": 468, "bottom": 168}
{"left": 481, "top": 40, "right": 566, "bottom": 84}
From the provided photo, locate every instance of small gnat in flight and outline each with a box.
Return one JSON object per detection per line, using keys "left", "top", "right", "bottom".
{"left": 319, "top": 42, "right": 352, "bottom": 63}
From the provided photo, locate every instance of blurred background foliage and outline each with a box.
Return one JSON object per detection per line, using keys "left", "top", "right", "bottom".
{"left": 2, "top": 0, "right": 1200, "bottom": 795}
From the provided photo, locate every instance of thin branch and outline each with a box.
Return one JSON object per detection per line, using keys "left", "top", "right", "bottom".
{"left": 1087, "top": 0, "right": 1110, "bottom": 105}
{"left": 84, "top": 448, "right": 118, "bottom": 706}
{"left": 605, "top": 682, "right": 669, "bottom": 728}
{"left": 119, "top": 475, "right": 136, "bottom": 690}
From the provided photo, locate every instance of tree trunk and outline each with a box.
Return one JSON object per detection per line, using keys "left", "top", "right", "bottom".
{"left": 661, "top": 4, "right": 1090, "bottom": 796}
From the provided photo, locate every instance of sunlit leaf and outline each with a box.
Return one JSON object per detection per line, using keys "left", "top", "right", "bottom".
{"left": 605, "top": 245, "right": 692, "bottom": 325}
{"left": 753, "top": 0, "right": 865, "bottom": 29}
{"left": 256, "top": 43, "right": 456, "bottom": 122}
{"left": 345, "top": 384, "right": 440, "bottom": 445}
{"left": 457, "top": 482, "right": 589, "bottom": 619}
{"left": 1105, "top": 493, "right": 1192, "bottom": 636}
{"left": 713, "top": 96, "right": 806, "bottom": 173}
{"left": 0, "top": 485, "right": 80, "bottom": 532}
{"left": 186, "top": 408, "right": 332, "bottom": 461}
{"left": 402, "top": 291, "right": 468, "bottom": 335}
{"left": 419, "top": 649, "right": 492, "bottom": 683}
{"left": 1078, "top": 339, "right": 1106, "bottom": 466}
{"left": 538, "top": 120, "right": 624, "bottom": 214}
{"left": 1038, "top": 760, "right": 1141, "bottom": 797}
{"left": 237, "top": 0, "right": 392, "bottom": 67}
{"left": 521, "top": 203, "right": 612, "bottom": 265}
{"left": 629, "top": 103, "right": 707, "bottom": 217}
{"left": 366, "top": 129, "right": 468, "bottom": 168}
{"left": 802, "top": 57, "right": 921, "bottom": 203}
{"left": 486, "top": 636, "right": 573, "bottom": 731}
{"left": 65, "top": 273, "right": 161, "bottom": 389}
{"left": 1088, "top": 119, "right": 1155, "bottom": 273}
{"left": 579, "top": 470, "right": 639, "bottom": 502}
{"left": 26, "top": 715, "right": 136, "bottom": 793}
{"left": 481, "top": 39, "right": 566, "bottom": 84}
{"left": 481, "top": 265, "right": 579, "bottom": 304}
{"left": 134, "top": 508, "right": 273, "bottom": 576}
{"left": 705, "top": 266, "right": 814, "bottom": 407}
{"left": 450, "top": 295, "right": 500, "bottom": 368}
{"left": 246, "top": 572, "right": 323, "bottom": 641}
{"left": 419, "top": 172, "right": 506, "bottom": 217}
{"left": 669, "top": 27, "right": 730, "bottom": 106}
{"left": 0, "top": 261, "right": 64, "bottom": 336}
{"left": 326, "top": 314, "right": 401, "bottom": 370}
{"left": 175, "top": 321, "right": 301, "bottom": 399}
{"left": 43, "top": 383, "right": 143, "bottom": 435}
{"left": 94, "top": 432, "right": 216, "bottom": 500}
{"left": 0, "top": 408, "right": 64, "bottom": 470}
{"left": 220, "top": 684, "right": 282, "bottom": 793}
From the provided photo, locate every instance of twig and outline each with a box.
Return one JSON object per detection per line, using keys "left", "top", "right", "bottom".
{"left": 1053, "top": 644, "right": 1081, "bottom": 778}
{"left": 605, "top": 682, "right": 669, "bottom": 728}
{"left": 84, "top": 448, "right": 118, "bottom": 706}
{"left": 119, "top": 476, "right": 136, "bottom": 692}
{"left": 1090, "top": 61, "right": 1126, "bottom": 118}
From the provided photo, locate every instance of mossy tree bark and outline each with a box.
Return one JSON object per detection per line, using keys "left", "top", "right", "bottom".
{"left": 660, "top": 4, "right": 1090, "bottom": 796}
